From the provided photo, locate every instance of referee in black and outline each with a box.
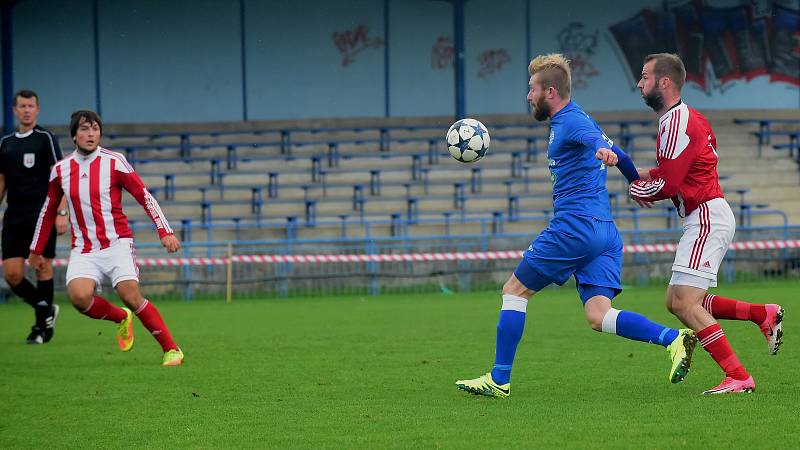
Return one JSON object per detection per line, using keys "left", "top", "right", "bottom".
{"left": 0, "top": 90, "right": 68, "bottom": 344}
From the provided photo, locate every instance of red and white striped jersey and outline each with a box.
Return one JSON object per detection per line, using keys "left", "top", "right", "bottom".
{"left": 629, "top": 101, "right": 724, "bottom": 217}
{"left": 31, "top": 147, "right": 173, "bottom": 254}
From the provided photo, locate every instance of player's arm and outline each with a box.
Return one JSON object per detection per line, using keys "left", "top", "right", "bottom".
{"left": 636, "top": 168, "right": 652, "bottom": 181}
{"left": 53, "top": 145, "right": 69, "bottom": 234}
{"left": 117, "top": 164, "right": 180, "bottom": 253}
{"left": 54, "top": 196, "right": 69, "bottom": 235}
{"left": 609, "top": 144, "right": 639, "bottom": 182}
{"left": 29, "top": 168, "right": 64, "bottom": 269}
{"left": 42, "top": 132, "right": 69, "bottom": 234}
{"left": 574, "top": 127, "right": 639, "bottom": 182}
{"left": 628, "top": 147, "right": 693, "bottom": 202}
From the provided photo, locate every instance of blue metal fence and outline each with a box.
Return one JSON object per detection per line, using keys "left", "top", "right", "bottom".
{"left": 4, "top": 224, "right": 789, "bottom": 301}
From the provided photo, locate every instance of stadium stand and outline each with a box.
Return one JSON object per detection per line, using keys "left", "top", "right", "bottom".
{"left": 11, "top": 110, "right": 798, "bottom": 247}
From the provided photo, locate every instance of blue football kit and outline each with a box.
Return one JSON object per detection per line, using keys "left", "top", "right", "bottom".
{"left": 452, "top": 101, "right": 692, "bottom": 392}
{"left": 513, "top": 101, "right": 638, "bottom": 303}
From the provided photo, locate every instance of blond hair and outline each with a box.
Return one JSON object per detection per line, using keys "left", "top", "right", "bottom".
{"left": 528, "top": 53, "right": 571, "bottom": 99}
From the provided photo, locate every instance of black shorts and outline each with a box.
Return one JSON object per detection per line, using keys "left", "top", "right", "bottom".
{"left": 2, "top": 209, "right": 57, "bottom": 260}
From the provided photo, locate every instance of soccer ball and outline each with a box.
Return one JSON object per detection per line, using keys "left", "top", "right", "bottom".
{"left": 446, "top": 118, "right": 490, "bottom": 163}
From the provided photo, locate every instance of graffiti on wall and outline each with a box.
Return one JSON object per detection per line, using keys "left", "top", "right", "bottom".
{"left": 332, "top": 25, "right": 384, "bottom": 67}
{"left": 557, "top": 22, "right": 600, "bottom": 89}
{"left": 477, "top": 49, "right": 511, "bottom": 79}
{"left": 430, "top": 37, "right": 511, "bottom": 80}
{"left": 609, "top": 1, "right": 799, "bottom": 93}
{"left": 432, "top": 36, "right": 455, "bottom": 69}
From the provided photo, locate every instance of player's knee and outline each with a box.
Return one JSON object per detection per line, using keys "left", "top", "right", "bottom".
{"left": 666, "top": 295, "right": 689, "bottom": 317}
{"left": 501, "top": 278, "right": 516, "bottom": 294}
{"left": 502, "top": 276, "right": 533, "bottom": 299}
{"left": 665, "top": 296, "right": 677, "bottom": 315}
{"left": 36, "top": 265, "right": 54, "bottom": 280}
{"left": 119, "top": 296, "right": 143, "bottom": 310}
{"left": 117, "top": 288, "right": 144, "bottom": 310}
{"left": 583, "top": 293, "right": 614, "bottom": 332}
{"left": 584, "top": 304, "right": 610, "bottom": 332}
{"left": 4, "top": 270, "right": 23, "bottom": 287}
{"left": 68, "top": 290, "right": 93, "bottom": 310}
{"left": 586, "top": 313, "right": 604, "bottom": 332}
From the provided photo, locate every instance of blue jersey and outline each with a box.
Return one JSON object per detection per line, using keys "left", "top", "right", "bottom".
{"left": 546, "top": 101, "right": 615, "bottom": 221}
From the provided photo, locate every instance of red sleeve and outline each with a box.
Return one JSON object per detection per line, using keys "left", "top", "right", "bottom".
{"left": 30, "top": 167, "right": 64, "bottom": 254}
{"left": 117, "top": 168, "right": 174, "bottom": 239}
{"left": 629, "top": 118, "right": 701, "bottom": 201}
{"left": 628, "top": 151, "right": 693, "bottom": 201}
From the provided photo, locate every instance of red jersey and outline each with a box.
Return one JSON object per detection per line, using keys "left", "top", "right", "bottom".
{"left": 629, "top": 101, "right": 724, "bottom": 217}
{"left": 31, "top": 147, "right": 173, "bottom": 254}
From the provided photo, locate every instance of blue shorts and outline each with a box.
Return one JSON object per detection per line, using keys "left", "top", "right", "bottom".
{"left": 514, "top": 214, "right": 622, "bottom": 303}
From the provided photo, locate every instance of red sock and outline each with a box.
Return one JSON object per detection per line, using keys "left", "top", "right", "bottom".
{"left": 697, "top": 323, "right": 749, "bottom": 381}
{"left": 703, "top": 294, "right": 767, "bottom": 325}
{"left": 81, "top": 296, "right": 127, "bottom": 322}
{"left": 135, "top": 300, "right": 178, "bottom": 352}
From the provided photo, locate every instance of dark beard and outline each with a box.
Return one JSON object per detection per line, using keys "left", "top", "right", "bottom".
{"left": 643, "top": 88, "right": 665, "bottom": 111}
{"left": 533, "top": 97, "right": 550, "bottom": 121}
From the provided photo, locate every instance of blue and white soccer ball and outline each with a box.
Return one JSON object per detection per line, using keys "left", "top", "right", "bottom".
{"left": 446, "top": 118, "right": 490, "bottom": 163}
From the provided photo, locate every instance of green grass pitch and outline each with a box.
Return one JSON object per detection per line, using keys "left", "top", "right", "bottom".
{"left": 1, "top": 281, "right": 797, "bottom": 448}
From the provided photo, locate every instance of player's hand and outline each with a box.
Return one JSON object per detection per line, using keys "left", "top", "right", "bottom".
{"left": 55, "top": 215, "right": 69, "bottom": 235}
{"left": 631, "top": 196, "right": 654, "bottom": 208}
{"left": 636, "top": 168, "right": 652, "bottom": 181}
{"left": 161, "top": 234, "right": 181, "bottom": 253}
{"left": 28, "top": 253, "right": 45, "bottom": 272}
{"left": 595, "top": 148, "right": 618, "bottom": 166}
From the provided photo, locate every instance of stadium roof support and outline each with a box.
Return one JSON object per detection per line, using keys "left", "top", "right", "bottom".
{"left": 1, "top": 1, "right": 15, "bottom": 135}
{"left": 452, "top": 0, "right": 466, "bottom": 120}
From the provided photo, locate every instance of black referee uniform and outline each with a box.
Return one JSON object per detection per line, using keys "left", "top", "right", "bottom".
{"left": 0, "top": 125, "right": 62, "bottom": 259}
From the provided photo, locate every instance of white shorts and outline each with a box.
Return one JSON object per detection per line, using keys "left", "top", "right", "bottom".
{"left": 669, "top": 197, "right": 735, "bottom": 289}
{"left": 65, "top": 238, "right": 140, "bottom": 288}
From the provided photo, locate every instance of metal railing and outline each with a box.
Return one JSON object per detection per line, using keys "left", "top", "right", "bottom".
{"left": 2, "top": 225, "right": 795, "bottom": 301}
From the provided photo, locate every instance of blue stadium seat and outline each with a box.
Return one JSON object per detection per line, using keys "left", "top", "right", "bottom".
{"left": 470, "top": 167, "right": 482, "bottom": 193}
{"left": 353, "top": 185, "right": 365, "bottom": 211}
{"left": 327, "top": 142, "right": 340, "bottom": 167}
{"left": 268, "top": 172, "right": 279, "bottom": 198}
{"left": 338, "top": 214, "right": 349, "bottom": 238}
{"left": 508, "top": 196, "right": 520, "bottom": 222}
{"left": 319, "top": 170, "right": 329, "bottom": 197}
{"left": 735, "top": 118, "right": 800, "bottom": 145}
{"left": 420, "top": 168, "right": 430, "bottom": 194}
{"left": 231, "top": 217, "right": 242, "bottom": 241}
{"left": 305, "top": 200, "right": 317, "bottom": 227}
{"left": 311, "top": 156, "right": 322, "bottom": 182}
{"left": 442, "top": 211, "right": 453, "bottom": 235}
{"left": 286, "top": 216, "right": 298, "bottom": 240}
{"left": 411, "top": 155, "right": 422, "bottom": 180}
{"left": 453, "top": 183, "right": 465, "bottom": 210}
{"left": 407, "top": 197, "right": 419, "bottom": 224}
{"left": 511, "top": 152, "right": 523, "bottom": 178}
{"left": 492, "top": 211, "right": 504, "bottom": 234}
{"left": 164, "top": 174, "right": 175, "bottom": 200}
{"left": 369, "top": 170, "right": 381, "bottom": 196}
{"left": 226, "top": 145, "right": 238, "bottom": 169}
{"left": 201, "top": 202, "right": 212, "bottom": 224}
{"left": 251, "top": 187, "right": 263, "bottom": 215}
{"left": 390, "top": 213, "right": 404, "bottom": 236}
{"left": 180, "top": 218, "right": 192, "bottom": 242}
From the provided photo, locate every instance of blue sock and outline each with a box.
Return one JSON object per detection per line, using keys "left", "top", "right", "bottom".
{"left": 603, "top": 309, "right": 678, "bottom": 347}
{"left": 490, "top": 295, "right": 528, "bottom": 385}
